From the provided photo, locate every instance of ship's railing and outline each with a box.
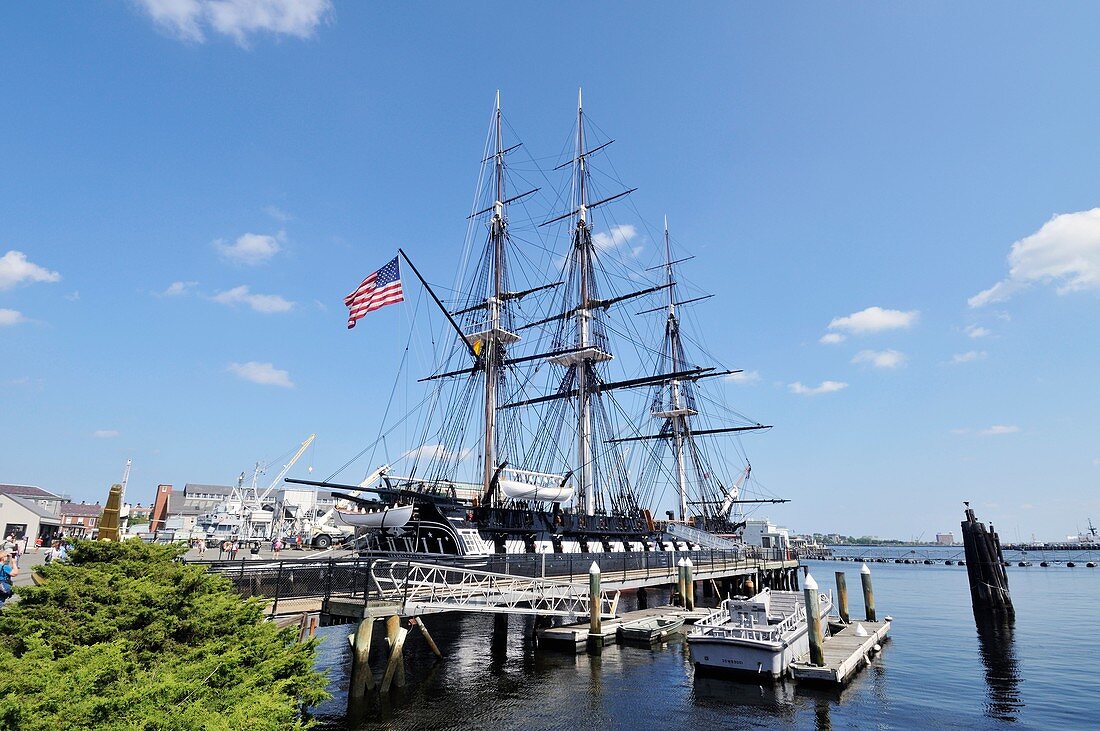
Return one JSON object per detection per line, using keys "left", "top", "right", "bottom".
{"left": 695, "top": 603, "right": 807, "bottom": 642}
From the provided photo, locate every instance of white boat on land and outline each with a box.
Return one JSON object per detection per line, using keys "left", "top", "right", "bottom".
{"left": 618, "top": 615, "right": 685, "bottom": 643}
{"left": 337, "top": 504, "right": 414, "bottom": 528}
{"left": 687, "top": 587, "right": 833, "bottom": 678}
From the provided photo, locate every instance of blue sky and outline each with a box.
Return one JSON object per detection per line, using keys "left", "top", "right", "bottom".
{"left": 2, "top": 2, "right": 1099, "bottom": 540}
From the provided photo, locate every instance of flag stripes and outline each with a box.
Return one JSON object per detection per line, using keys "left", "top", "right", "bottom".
{"left": 345, "top": 256, "right": 404, "bottom": 328}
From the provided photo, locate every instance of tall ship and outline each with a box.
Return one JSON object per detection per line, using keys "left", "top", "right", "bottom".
{"left": 291, "top": 92, "right": 777, "bottom": 557}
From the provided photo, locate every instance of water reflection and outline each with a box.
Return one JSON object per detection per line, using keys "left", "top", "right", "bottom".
{"left": 692, "top": 674, "right": 797, "bottom": 719}
{"left": 973, "top": 611, "right": 1022, "bottom": 722}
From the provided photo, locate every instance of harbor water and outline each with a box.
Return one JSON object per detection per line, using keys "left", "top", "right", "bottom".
{"left": 310, "top": 548, "right": 1099, "bottom": 730}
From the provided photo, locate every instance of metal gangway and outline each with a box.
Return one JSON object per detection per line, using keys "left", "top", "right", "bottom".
{"left": 665, "top": 522, "right": 742, "bottom": 551}
{"left": 369, "top": 559, "right": 619, "bottom": 619}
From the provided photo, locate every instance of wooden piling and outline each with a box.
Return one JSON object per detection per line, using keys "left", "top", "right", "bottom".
{"left": 381, "top": 616, "right": 407, "bottom": 691}
{"left": 835, "top": 571, "right": 850, "bottom": 624}
{"left": 675, "top": 558, "right": 687, "bottom": 607}
{"left": 589, "top": 562, "right": 602, "bottom": 636}
{"left": 410, "top": 617, "right": 443, "bottom": 659}
{"left": 348, "top": 618, "right": 375, "bottom": 701}
{"left": 804, "top": 572, "right": 825, "bottom": 666}
{"left": 684, "top": 558, "right": 695, "bottom": 611}
{"left": 637, "top": 586, "right": 648, "bottom": 610}
{"left": 860, "top": 563, "right": 876, "bottom": 622}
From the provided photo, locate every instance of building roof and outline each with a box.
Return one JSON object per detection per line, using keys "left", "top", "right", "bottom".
{"left": 60, "top": 502, "right": 104, "bottom": 517}
{"left": 0, "top": 483, "right": 61, "bottom": 500}
{"left": 183, "top": 484, "right": 234, "bottom": 497}
{"left": 6, "top": 494, "right": 62, "bottom": 524}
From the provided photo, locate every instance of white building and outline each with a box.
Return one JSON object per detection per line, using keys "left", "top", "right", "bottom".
{"left": 742, "top": 518, "right": 791, "bottom": 550}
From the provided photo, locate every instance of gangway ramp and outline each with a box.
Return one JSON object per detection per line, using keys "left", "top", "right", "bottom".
{"left": 367, "top": 560, "right": 618, "bottom": 619}
{"left": 665, "top": 522, "right": 742, "bottom": 551}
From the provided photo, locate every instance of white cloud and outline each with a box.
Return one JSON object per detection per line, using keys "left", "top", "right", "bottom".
{"left": 215, "top": 232, "right": 282, "bottom": 265}
{"left": 819, "top": 333, "right": 845, "bottom": 345}
{"left": 0, "top": 309, "right": 27, "bottom": 327}
{"left": 592, "top": 224, "right": 638, "bottom": 253}
{"left": 0, "top": 250, "right": 61, "bottom": 291}
{"left": 964, "top": 325, "right": 991, "bottom": 339}
{"left": 852, "top": 349, "right": 906, "bottom": 369}
{"left": 213, "top": 285, "right": 294, "bottom": 313}
{"left": 970, "top": 208, "right": 1100, "bottom": 307}
{"left": 161, "top": 280, "right": 198, "bottom": 297}
{"left": 951, "top": 350, "right": 987, "bottom": 364}
{"left": 723, "top": 370, "right": 761, "bottom": 385}
{"left": 92, "top": 430, "right": 120, "bottom": 439}
{"left": 65, "top": 291, "right": 80, "bottom": 301}
{"left": 228, "top": 361, "right": 294, "bottom": 387}
{"left": 979, "top": 425, "right": 1020, "bottom": 436}
{"left": 828, "top": 306, "right": 919, "bottom": 335}
{"left": 788, "top": 380, "right": 848, "bottom": 396}
{"left": 134, "top": 0, "right": 332, "bottom": 46}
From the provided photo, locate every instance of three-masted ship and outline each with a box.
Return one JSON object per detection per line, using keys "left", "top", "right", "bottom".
{"left": 293, "top": 92, "right": 776, "bottom": 556}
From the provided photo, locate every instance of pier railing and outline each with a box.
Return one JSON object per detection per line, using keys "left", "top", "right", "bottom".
{"left": 194, "top": 546, "right": 795, "bottom": 617}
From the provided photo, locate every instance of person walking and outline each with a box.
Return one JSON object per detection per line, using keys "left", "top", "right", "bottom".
{"left": 197, "top": 539, "right": 206, "bottom": 558}
{"left": 273, "top": 537, "right": 283, "bottom": 559}
{"left": 0, "top": 551, "right": 18, "bottom": 608}
{"left": 230, "top": 541, "right": 240, "bottom": 560}
{"left": 33, "top": 537, "right": 42, "bottom": 552}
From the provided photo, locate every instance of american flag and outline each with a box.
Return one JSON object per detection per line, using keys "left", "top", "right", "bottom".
{"left": 345, "top": 256, "right": 404, "bottom": 329}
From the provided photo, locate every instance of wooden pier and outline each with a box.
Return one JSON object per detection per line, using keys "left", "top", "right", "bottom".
{"left": 789, "top": 620, "right": 891, "bottom": 685}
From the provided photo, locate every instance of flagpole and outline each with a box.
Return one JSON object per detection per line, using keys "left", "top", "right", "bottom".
{"left": 397, "top": 248, "right": 478, "bottom": 359}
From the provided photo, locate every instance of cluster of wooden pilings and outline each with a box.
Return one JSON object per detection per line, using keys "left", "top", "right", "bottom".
{"left": 961, "top": 507, "right": 1014, "bottom": 617}
{"left": 341, "top": 613, "right": 444, "bottom": 709}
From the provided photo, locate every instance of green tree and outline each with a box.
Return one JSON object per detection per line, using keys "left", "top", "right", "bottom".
{"left": 0, "top": 540, "right": 328, "bottom": 730}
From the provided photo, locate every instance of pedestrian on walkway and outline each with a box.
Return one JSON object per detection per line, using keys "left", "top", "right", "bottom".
{"left": 230, "top": 541, "right": 239, "bottom": 560}
{"left": 0, "top": 551, "right": 18, "bottom": 608}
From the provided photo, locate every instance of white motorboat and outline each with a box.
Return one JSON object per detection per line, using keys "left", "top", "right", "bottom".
{"left": 337, "top": 504, "right": 414, "bottom": 528}
{"left": 687, "top": 587, "right": 833, "bottom": 678}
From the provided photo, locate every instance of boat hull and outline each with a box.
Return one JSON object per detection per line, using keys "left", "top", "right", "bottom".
{"left": 688, "top": 625, "right": 808, "bottom": 678}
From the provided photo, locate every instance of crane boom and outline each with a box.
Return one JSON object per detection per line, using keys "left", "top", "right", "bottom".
{"left": 718, "top": 463, "right": 752, "bottom": 517}
{"left": 258, "top": 434, "right": 316, "bottom": 502}
{"left": 119, "top": 458, "right": 132, "bottom": 505}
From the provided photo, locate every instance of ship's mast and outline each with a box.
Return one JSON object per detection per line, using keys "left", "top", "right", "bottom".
{"left": 662, "top": 219, "right": 692, "bottom": 521}
{"left": 574, "top": 88, "right": 596, "bottom": 516}
{"left": 482, "top": 91, "right": 507, "bottom": 504}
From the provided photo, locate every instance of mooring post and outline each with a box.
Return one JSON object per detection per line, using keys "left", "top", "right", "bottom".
{"left": 410, "top": 617, "right": 443, "bottom": 659}
{"left": 381, "top": 615, "right": 407, "bottom": 691}
{"left": 804, "top": 572, "right": 825, "bottom": 666}
{"left": 348, "top": 617, "right": 375, "bottom": 702}
{"left": 860, "top": 563, "right": 876, "bottom": 621}
{"left": 744, "top": 572, "right": 755, "bottom": 597}
{"left": 589, "top": 562, "right": 602, "bottom": 636}
{"left": 684, "top": 558, "right": 695, "bottom": 611}
{"left": 637, "top": 586, "right": 648, "bottom": 610}
{"left": 676, "top": 558, "right": 686, "bottom": 606}
{"left": 835, "top": 571, "right": 850, "bottom": 624}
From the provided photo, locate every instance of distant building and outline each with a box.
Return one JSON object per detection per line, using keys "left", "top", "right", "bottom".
{"left": 0, "top": 483, "right": 63, "bottom": 541}
{"left": 149, "top": 484, "right": 173, "bottom": 532}
{"left": 936, "top": 532, "right": 955, "bottom": 546}
{"left": 742, "top": 518, "right": 791, "bottom": 551}
{"left": 60, "top": 501, "right": 104, "bottom": 538}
